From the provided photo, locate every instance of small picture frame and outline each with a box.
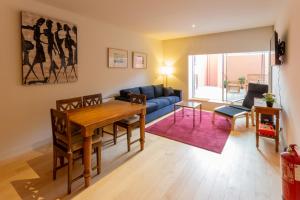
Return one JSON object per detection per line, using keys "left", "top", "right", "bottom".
{"left": 108, "top": 48, "right": 128, "bottom": 68}
{"left": 133, "top": 52, "right": 147, "bottom": 69}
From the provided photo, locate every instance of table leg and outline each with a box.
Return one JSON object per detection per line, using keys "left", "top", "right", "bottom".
{"left": 174, "top": 104, "right": 176, "bottom": 123}
{"left": 182, "top": 106, "right": 184, "bottom": 116}
{"left": 200, "top": 104, "right": 202, "bottom": 122}
{"left": 83, "top": 129, "right": 92, "bottom": 188}
{"left": 193, "top": 108, "right": 195, "bottom": 127}
{"left": 139, "top": 110, "right": 146, "bottom": 150}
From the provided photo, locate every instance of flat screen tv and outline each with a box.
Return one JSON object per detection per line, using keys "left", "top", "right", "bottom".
{"left": 270, "top": 31, "right": 285, "bottom": 66}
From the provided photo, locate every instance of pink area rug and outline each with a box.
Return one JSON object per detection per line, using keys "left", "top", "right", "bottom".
{"left": 145, "top": 109, "right": 231, "bottom": 153}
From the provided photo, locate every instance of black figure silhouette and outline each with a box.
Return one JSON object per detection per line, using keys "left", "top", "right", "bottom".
{"left": 55, "top": 22, "right": 68, "bottom": 82}
{"left": 44, "top": 19, "right": 59, "bottom": 82}
{"left": 72, "top": 26, "right": 78, "bottom": 65}
{"left": 64, "top": 24, "right": 77, "bottom": 79}
{"left": 21, "top": 33, "right": 38, "bottom": 83}
{"left": 22, "top": 18, "right": 47, "bottom": 83}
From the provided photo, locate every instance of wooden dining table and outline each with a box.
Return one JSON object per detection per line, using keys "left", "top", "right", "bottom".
{"left": 66, "top": 100, "right": 146, "bottom": 188}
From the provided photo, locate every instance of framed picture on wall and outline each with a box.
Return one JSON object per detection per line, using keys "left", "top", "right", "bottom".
{"left": 108, "top": 48, "right": 128, "bottom": 68}
{"left": 133, "top": 52, "right": 147, "bottom": 69}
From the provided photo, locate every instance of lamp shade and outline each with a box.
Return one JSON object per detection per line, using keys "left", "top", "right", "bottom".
{"left": 160, "top": 66, "right": 173, "bottom": 76}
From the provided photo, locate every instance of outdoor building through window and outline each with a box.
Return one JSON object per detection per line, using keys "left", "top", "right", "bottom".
{"left": 188, "top": 52, "right": 270, "bottom": 102}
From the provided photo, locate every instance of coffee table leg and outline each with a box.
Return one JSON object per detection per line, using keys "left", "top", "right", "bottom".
{"left": 193, "top": 108, "right": 195, "bottom": 127}
{"left": 200, "top": 104, "right": 202, "bottom": 122}
{"left": 174, "top": 104, "right": 176, "bottom": 123}
{"left": 182, "top": 107, "right": 184, "bottom": 116}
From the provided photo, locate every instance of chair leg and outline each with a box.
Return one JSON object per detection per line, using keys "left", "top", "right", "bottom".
{"left": 127, "top": 127, "right": 132, "bottom": 152}
{"left": 96, "top": 145, "right": 101, "bottom": 175}
{"left": 67, "top": 152, "right": 73, "bottom": 194}
{"left": 231, "top": 118, "right": 236, "bottom": 132}
{"left": 251, "top": 109, "right": 255, "bottom": 126}
{"left": 275, "top": 137, "right": 279, "bottom": 152}
{"left": 212, "top": 112, "right": 215, "bottom": 124}
{"left": 256, "top": 133, "right": 259, "bottom": 148}
{"left": 246, "top": 113, "right": 249, "bottom": 128}
{"left": 59, "top": 156, "right": 65, "bottom": 167}
{"left": 113, "top": 123, "right": 117, "bottom": 145}
{"left": 53, "top": 150, "right": 57, "bottom": 180}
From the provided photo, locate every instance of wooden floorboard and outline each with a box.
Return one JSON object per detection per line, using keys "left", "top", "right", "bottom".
{"left": 0, "top": 111, "right": 282, "bottom": 200}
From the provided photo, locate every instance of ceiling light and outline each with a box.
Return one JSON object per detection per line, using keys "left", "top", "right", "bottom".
{"left": 192, "top": 24, "right": 196, "bottom": 28}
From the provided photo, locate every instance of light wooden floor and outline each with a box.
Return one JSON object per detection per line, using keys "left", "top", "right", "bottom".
{"left": 0, "top": 111, "right": 281, "bottom": 200}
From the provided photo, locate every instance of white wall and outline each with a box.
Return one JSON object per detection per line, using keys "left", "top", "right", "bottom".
{"left": 163, "top": 26, "right": 274, "bottom": 99}
{"left": 273, "top": 0, "right": 300, "bottom": 146}
{"left": 0, "top": 0, "right": 163, "bottom": 160}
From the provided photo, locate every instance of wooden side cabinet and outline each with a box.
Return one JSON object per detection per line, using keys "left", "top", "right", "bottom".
{"left": 254, "top": 98, "right": 282, "bottom": 152}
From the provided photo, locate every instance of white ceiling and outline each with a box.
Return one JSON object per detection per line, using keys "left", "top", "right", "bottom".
{"left": 36, "top": 0, "right": 281, "bottom": 40}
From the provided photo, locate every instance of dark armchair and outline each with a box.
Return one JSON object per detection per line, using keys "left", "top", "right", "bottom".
{"left": 213, "top": 83, "right": 269, "bottom": 132}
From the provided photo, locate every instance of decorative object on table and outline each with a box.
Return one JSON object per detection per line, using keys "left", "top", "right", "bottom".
{"left": 146, "top": 109, "right": 230, "bottom": 154}
{"left": 108, "top": 48, "right": 128, "bottom": 68}
{"left": 132, "top": 51, "right": 147, "bottom": 69}
{"left": 160, "top": 65, "right": 173, "bottom": 87}
{"left": 22, "top": 11, "right": 78, "bottom": 85}
{"left": 263, "top": 93, "right": 276, "bottom": 107}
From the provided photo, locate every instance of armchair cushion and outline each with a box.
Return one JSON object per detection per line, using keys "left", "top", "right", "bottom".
{"left": 229, "top": 105, "right": 251, "bottom": 112}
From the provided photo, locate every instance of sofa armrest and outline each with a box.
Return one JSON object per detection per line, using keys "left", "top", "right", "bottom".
{"left": 174, "top": 89, "right": 182, "bottom": 100}
{"left": 115, "top": 96, "right": 130, "bottom": 102}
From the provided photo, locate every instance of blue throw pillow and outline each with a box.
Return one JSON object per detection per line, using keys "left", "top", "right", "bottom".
{"left": 153, "top": 84, "right": 164, "bottom": 97}
{"left": 140, "top": 86, "right": 155, "bottom": 100}
{"left": 164, "top": 87, "right": 174, "bottom": 96}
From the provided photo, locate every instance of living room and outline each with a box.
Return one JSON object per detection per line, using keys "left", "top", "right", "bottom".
{"left": 0, "top": 0, "right": 300, "bottom": 199}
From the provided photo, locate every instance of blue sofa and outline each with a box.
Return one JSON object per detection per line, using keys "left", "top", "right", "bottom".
{"left": 115, "top": 84, "right": 182, "bottom": 123}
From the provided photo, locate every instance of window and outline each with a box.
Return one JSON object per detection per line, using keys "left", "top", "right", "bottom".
{"left": 189, "top": 52, "right": 270, "bottom": 102}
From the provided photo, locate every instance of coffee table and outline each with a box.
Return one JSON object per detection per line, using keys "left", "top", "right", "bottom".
{"left": 174, "top": 101, "right": 202, "bottom": 127}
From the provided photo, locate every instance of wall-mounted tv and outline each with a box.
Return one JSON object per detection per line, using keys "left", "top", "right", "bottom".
{"left": 270, "top": 31, "right": 285, "bottom": 66}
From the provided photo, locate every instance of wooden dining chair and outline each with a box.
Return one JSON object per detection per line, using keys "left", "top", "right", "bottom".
{"left": 56, "top": 97, "right": 83, "bottom": 111}
{"left": 83, "top": 93, "right": 102, "bottom": 107}
{"left": 82, "top": 93, "right": 105, "bottom": 135}
{"left": 113, "top": 94, "right": 146, "bottom": 152}
{"left": 50, "top": 109, "right": 101, "bottom": 194}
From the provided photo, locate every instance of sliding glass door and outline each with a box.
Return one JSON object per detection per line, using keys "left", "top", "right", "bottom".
{"left": 189, "top": 52, "right": 270, "bottom": 102}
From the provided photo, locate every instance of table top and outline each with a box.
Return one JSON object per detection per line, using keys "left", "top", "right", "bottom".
{"left": 67, "top": 100, "right": 146, "bottom": 128}
{"left": 254, "top": 98, "right": 282, "bottom": 111}
{"left": 175, "top": 101, "right": 201, "bottom": 108}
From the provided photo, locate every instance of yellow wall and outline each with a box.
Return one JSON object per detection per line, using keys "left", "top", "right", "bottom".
{"left": 274, "top": 0, "right": 300, "bottom": 146}
{"left": 0, "top": 0, "right": 163, "bottom": 160}
{"left": 163, "top": 26, "right": 274, "bottom": 99}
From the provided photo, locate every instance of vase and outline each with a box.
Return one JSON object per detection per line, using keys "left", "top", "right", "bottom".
{"left": 266, "top": 101, "right": 273, "bottom": 107}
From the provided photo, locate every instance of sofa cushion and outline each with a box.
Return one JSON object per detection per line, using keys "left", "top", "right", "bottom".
{"left": 153, "top": 84, "right": 164, "bottom": 97}
{"left": 164, "top": 87, "right": 175, "bottom": 96}
{"left": 146, "top": 102, "right": 158, "bottom": 114}
{"left": 147, "top": 98, "right": 170, "bottom": 109}
{"left": 140, "top": 86, "right": 155, "bottom": 100}
{"left": 158, "top": 96, "right": 180, "bottom": 104}
{"left": 120, "top": 87, "right": 141, "bottom": 98}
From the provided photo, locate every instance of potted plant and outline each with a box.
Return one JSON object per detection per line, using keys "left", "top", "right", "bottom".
{"left": 238, "top": 76, "right": 246, "bottom": 89}
{"left": 263, "top": 93, "right": 276, "bottom": 107}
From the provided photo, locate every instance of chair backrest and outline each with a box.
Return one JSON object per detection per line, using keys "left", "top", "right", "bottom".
{"left": 56, "top": 97, "right": 83, "bottom": 111}
{"left": 129, "top": 94, "right": 146, "bottom": 105}
{"left": 83, "top": 93, "right": 102, "bottom": 107}
{"left": 242, "top": 83, "right": 268, "bottom": 109}
{"left": 50, "top": 109, "right": 72, "bottom": 150}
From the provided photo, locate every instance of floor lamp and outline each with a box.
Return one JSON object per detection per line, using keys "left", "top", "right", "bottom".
{"left": 160, "top": 66, "right": 173, "bottom": 87}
